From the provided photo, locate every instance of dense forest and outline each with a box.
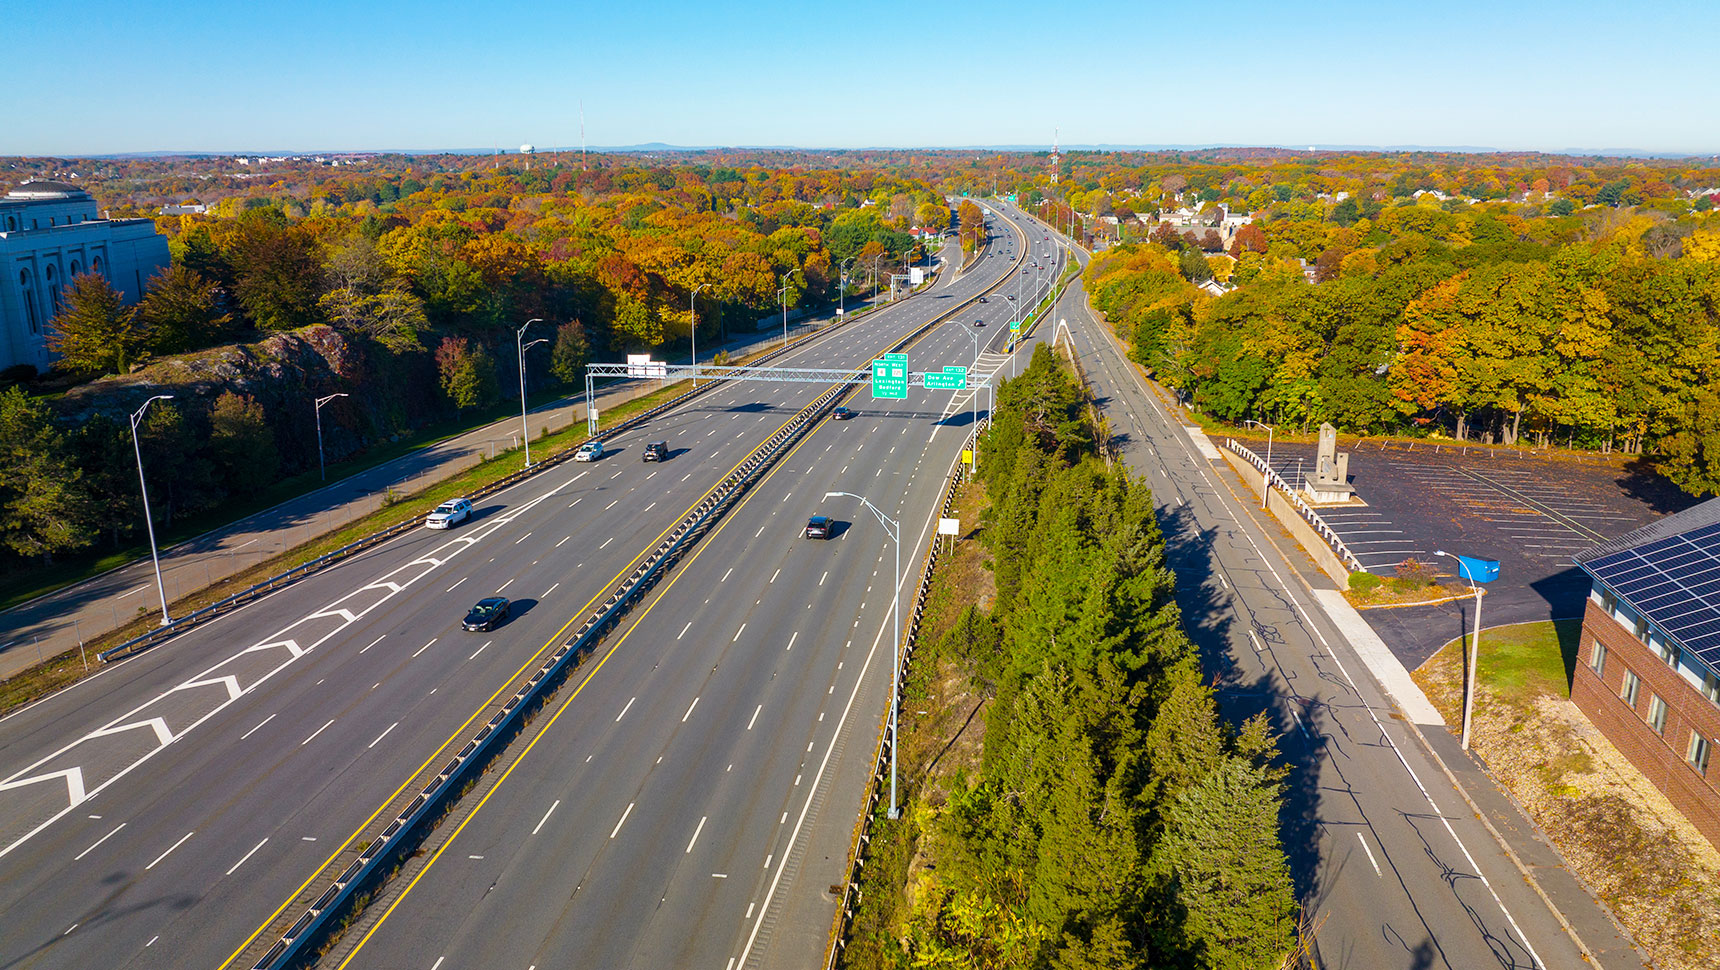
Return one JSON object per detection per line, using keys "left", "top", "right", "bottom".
{"left": 845, "top": 347, "right": 1295, "bottom": 970}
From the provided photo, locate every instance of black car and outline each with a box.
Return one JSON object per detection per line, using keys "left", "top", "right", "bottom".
{"left": 804, "top": 515, "right": 833, "bottom": 539}
{"left": 974, "top": 318, "right": 986, "bottom": 327}
{"left": 643, "top": 440, "right": 668, "bottom": 462}
{"left": 831, "top": 407, "right": 855, "bottom": 421}
{"left": 978, "top": 296, "right": 988, "bottom": 303}
{"left": 462, "top": 597, "right": 510, "bottom": 632}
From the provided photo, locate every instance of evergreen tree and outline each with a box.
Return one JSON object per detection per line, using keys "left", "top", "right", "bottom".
{"left": 550, "top": 319, "right": 591, "bottom": 386}
{"left": 46, "top": 273, "right": 149, "bottom": 376}
{"left": 0, "top": 387, "right": 96, "bottom": 561}
{"left": 207, "top": 392, "right": 279, "bottom": 494}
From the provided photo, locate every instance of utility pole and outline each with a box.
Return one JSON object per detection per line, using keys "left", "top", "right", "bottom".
{"left": 130, "top": 395, "right": 175, "bottom": 626}
{"left": 517, "top": 318, "right": 546, "bottom": 466}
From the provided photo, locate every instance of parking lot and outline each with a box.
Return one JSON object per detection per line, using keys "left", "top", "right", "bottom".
{"left": 1237, "top": 436, "right": 1700, "bottom": 666}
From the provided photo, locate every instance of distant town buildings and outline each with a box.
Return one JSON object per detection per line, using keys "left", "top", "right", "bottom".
{"left": 1573, "top": 498, "right": 1720, "bottom": 847}
{"left": 0, "top": 180, "right": 170, "bottom": 373}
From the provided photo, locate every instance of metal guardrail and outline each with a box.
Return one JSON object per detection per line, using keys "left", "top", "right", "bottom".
{"left": 240, "top": 380, "right": 852, "bottom": 970}
{"left": 1224, "top": 438, "right": 1366, "bottom": 573}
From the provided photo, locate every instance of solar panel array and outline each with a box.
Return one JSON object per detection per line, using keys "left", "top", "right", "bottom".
{"left": 1585, "top": 521, "right": 1720, "bottom": 665}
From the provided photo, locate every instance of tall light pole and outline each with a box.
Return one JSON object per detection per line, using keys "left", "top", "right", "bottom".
{"left": 870, "top": 253, "right": 887, "bottom": 300}
{"left": 130, "top": 394, "right": 174, "bottom": 626}
{"left": 826, "top": 490, "right": 902, "bottom": 819}
{"left": 838, "top": 256, "right": 855, "bottom": 320}
{"left": 778, "top": 270, "right": 798, "bottom": 349}
{"left": 516, "top": 317, "right": 545, "bottom": 467}
{"left": 1245, "top": 419, "right": 1276, "bottom": 510}
{"left": 690, "top": 282, "right": 711, "bottom": 386}
{"left": 1435, "top": 550, "right": 1498, "bottom": 751}
{"left": 315, "top": 392, "right": 348, "bottom": 482}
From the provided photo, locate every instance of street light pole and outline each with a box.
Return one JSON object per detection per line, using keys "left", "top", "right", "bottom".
{"left": 315, "top": 392, "right": 349, "bottom": 482}
{"left": 516, "top": 318, "right": 545, "bottom": 467}
{"left": 1435, "top": 550, "right": 1487, "bottom": 750}
{"left": 778, "top": 272, "right": 792, "bottom": 349}
{"left": 130, "top": 394, "right": 174, "bottom": 626}
{"left": 826, "top": 490, "right": 902, "bottom": 819}
{"left": 1245, "top": 419, "right": 1276, "bottom": 510}
{"left": 690, "top": 283, "right": 711, "bottom": 387}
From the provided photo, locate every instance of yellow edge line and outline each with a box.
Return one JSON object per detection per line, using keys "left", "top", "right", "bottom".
{"left": 219, "top": 406, "right": 812, "bottom": 970}
{"left": 336, "top": 394, "right": 835, "bottom": 967}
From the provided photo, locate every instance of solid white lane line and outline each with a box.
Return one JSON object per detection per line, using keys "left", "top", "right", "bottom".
{"left": 368, "top": 722, "right": 399, "bottom": 749}
{"left": 514, "top": 532, "right": 532, "bottom": 544}
{"left": 533, "top": 800, "right": 561, "bottom": 836}
{"left": 683, "top": 697, "right": 700, "bottom": 722}
{"left": 446, "top": 577, "right": 466, "bottom": 593}
{"left": 747, "top": 705, "right": 762, "bottom": 730}
{"left": 413, "top": 638, "right": 437, "bottom": 658}
{"left": 1357, "top": 832, "right": 1382, "bottom": 877}
{"left": 686, "top": 816, "right": 708, "bottom": 853}
{"left": 610, "top": 803, "right": 634, "bottom": 838}
{"left": 679, "top": 622, "right": 692, "bottom": 640}
{"left": 733, "top": 623, "right": 746, "bottom": 642}
{"left": 301, "top": 720, "right": 335, "bottom": 746}
{"left": 226, "top": 837, "right": 268, "bottom": 875}
{"left": 145, "top": 830, "right": 194, "bottom": 870}
{"left": 360, "top": 634, "right": 386, "bottom": 654}
{"left": 544, "top": 582, "right": 560, "bottom": 596}
{"left": 240, "top": 714, "right": 276, "bottom": 740}
{"left": 75, "top": 823, "right": 125, "bottom": 861}
{"left": 616, "top": 697, "right": 636, "bottom": 722}
{"left": 469, "top": 640, "right": 491, "bottom": 661}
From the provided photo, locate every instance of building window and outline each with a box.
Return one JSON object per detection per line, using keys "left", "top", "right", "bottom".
{"left": 1689, "top": 734, "right": 1712, "bottom": 774}
{"left": 4, "top": 215, "right": 13, "bottom": 231}
{"left": 1622, "top": 669, "right": 1641, "bottom": 709}
{"left": 1648, "top": 694, "right": 1669, "bottom": 734}
{"left": 1704, "top": 671, "right": 1720, "bottom": 706}
{"left": 1634, "top": 616, "right": 1651, "bottom": 642}
{"left": 1654, "top": 637, "right": 1681, "bottom": 668}
{"left": 1590, "top": 640, "right": 1607, "bottom": 678}
{"left": 20, "top": 270, "right": 38, "bottom": 334}
{"left": 91, "top": 256, "right": 102, "bottom": 274}
{"left": 69, "top": 260, "right": 81, "bottom": 277}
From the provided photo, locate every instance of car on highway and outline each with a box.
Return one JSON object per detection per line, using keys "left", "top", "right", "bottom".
{"left": 804, "top": 515, "right": 833, "bottom": 539}
{"left": 974, "top": 318, "right": 986, "bottom": 327}
{"left": 1006, "top": 294, "right": 1016, "bottom": 300}
{"left": 574, "top": 440, "right": 604, "bottom": 461}
{"left": 978, "top": 296, "right": 987, "bottom": 303}
{"left": 831, "top": 406, "right": 856, "bottom": 420}
{"left": 642, "top": 440, "right": 668, "bottom": 462}
{"left": 462, "top": 596, "right": 510, "bottom": 631}
{"left": 425, "top": 498, "right": 473, "bottom": 530}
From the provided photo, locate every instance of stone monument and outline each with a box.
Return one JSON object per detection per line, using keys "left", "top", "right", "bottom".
{"left": 1302, "top": 423, "right": 1356, "bottom": 504}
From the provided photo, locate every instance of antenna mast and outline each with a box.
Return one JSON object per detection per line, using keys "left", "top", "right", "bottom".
{"left": 580, "top": 100, "right": 587, "bottom": 171}
{"left": 1049, "top": 127, "right": 1060, "bottom": 185}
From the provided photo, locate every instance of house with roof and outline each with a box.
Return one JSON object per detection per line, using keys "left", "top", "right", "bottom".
{"left": 1572, "top": 497, "right": 1720, "bottom": 845}
{"left": 1, "top": 180, "right": 170, "bottom": 374}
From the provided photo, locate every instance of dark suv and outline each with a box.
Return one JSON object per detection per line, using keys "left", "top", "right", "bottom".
{"left": 804, "top": 515, "right": 833, "bottom": 539}
{"left": 642, "top": 441, "right": 668, "bottom": 462}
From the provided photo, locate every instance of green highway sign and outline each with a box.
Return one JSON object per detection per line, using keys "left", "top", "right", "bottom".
{"left": 1010, "top": 316, "right": 1022, "bottom": 331}
{"left": 923, "top": 365, "right": 968, "bottom": 390}
{"left": 871, "top": 353, "right": 908, "bottom": 399}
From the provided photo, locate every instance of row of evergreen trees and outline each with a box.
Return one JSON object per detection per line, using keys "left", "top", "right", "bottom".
{"left": 847, "top": 346, "right": 1296, "bottom": 969}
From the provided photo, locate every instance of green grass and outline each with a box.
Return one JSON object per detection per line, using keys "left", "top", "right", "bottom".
{"left": 1437, "top": 618, "right": 1584, "bottom": 700}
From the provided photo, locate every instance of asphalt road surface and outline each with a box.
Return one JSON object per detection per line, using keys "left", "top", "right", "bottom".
{"left": 993, "top": 199, "right": 1590, "bottom": 970}
{"left": 0, "top": 221, "right": 1030, "bottom": 970}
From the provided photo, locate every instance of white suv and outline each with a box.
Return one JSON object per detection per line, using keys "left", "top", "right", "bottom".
{"left": 426, "top": 498, "right": 473, "bottom": 529}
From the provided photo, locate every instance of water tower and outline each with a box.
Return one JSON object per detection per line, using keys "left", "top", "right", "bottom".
{"left": 520, "top": 143, "right": 535, "bottom": 170}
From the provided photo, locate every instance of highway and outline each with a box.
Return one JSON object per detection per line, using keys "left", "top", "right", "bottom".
{"left": 327, "top": 219, "right": 1058, "bottom": 969}
{"left": 994, "top": 201, "right": 1585, "bottom": 970}
{"left": 0, "top": 220, "right": 1034, "bottom": 970}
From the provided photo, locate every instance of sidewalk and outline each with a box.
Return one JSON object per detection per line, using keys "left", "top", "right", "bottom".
{"left": 0, "top": 293, "right": 901, "bottom": 683}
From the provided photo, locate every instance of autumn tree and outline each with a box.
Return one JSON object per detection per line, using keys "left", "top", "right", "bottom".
{"left": 435, "top": 336, "right": 497, "bottom": 412}
{"left": 47, "top": 273, "right": 149, "bottom": 376}
{"left": 207, "top": 392, "right": 279, "bottom": 493}
{"left": 139, "top": 265, "right": 232, "bottom": 354}
{"left": 549, "top": 319, "right": 591, "bottom": 386}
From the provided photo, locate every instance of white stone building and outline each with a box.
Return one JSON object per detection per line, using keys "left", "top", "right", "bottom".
{"left": 0, "top": 181, "right": 170, "bottom": 373}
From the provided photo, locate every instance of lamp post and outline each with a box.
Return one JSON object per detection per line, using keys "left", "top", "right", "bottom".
{"left": 1435, "top": 550, "right": 1493, "bottom": 750}
{"left": 777, "top": 270, "right": 798, "bottom": 349}
{"left": 838, "top": 256, "right": 855, "bottom": 320}
{"left": 690, "top": 283, "right": 711, "bottom": 386}
{"left": 871, "top": 253, "right": 887, "bottom": 301}
{"left": 1244, "top": 419, "right": 1276, "bottom": 510}
{"left": 516, "top": 317, "right": 545, "bottom": 467}
{"left": 314, "top": 392, "right": 348, "bottom": 482}
{"left": 826, "top": 490, "right": 902, "bottom": 819}
{"left": 130, "top": 394, "right": 174, "bottom": 626}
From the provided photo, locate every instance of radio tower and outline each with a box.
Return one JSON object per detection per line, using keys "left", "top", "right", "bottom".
{"left": 1049, "top": 127, "right": 1060, "bottom": 185}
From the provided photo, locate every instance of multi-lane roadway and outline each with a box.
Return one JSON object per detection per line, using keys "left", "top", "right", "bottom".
{"left": 0, "top": 217, "right": 1046, "bottom": 969}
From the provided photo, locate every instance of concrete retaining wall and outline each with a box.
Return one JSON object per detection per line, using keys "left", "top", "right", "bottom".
{"left": 1222, "top": 448, "right": 1353, "bottom": 587}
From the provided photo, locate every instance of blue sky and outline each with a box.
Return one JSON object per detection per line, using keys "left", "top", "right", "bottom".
{"left": 5, "top": 0, "right": 1714, "bottom": 156}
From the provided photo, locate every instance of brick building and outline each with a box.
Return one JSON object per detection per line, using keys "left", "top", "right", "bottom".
{"left": 1572, "top": 498, "right": 1720, "bottom": 846}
